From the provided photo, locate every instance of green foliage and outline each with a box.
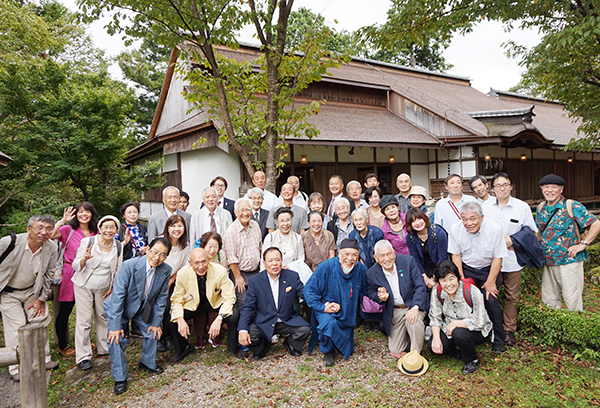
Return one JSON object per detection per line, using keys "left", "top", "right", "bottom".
{"left": 0, "top": 0, "right": 163, "bottom": 223}
{"left": 375, "top": 0, "right": 600, "bottom": 148}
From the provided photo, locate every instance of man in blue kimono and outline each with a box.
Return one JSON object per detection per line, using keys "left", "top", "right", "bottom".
{"left": 305, "top": 238, "right": 367, "bottom": 366}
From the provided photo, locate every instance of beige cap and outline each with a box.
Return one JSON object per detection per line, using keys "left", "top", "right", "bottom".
{"left": 408, "top": 186, "right": 428, "bottom": 198}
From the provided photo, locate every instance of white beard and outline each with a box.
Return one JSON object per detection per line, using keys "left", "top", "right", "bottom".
{"left": 341, "top": 265, "right": 353, "bottom": 274}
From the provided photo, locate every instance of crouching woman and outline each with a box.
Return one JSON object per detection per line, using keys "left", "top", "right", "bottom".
{"left": 428, "top": 260, "right": 492, "bottom": 375}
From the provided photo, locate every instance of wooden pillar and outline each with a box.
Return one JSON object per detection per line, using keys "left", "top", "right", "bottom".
{"left": 19, "top": 323, "right": 48, "bottom": 408}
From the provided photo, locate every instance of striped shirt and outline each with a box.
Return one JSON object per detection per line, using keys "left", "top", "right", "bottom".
{"left": 223, "top": 219, "right": 262, "bottom": 272}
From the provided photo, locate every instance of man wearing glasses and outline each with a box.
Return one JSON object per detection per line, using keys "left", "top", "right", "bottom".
{"left": 482, "top": 173, "right": 537, "bottom": 346}
{"left": 0, "top": 215, "right": 60, "bottom": 382}
{"left": 104, "top": 237, "right": 173, "bottom": 395}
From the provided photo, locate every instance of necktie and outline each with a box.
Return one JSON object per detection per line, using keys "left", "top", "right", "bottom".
{"left": 145, "top": 267, "right": 154, "bottom": 298}
{"left": 209, "top": 212, "right": 217, "bottom": 233}
{"left": 254, "top": 212, "right": 259, "bottom": 222}
{"left": 329, "top": 198, "right": 335, "bottom": 217}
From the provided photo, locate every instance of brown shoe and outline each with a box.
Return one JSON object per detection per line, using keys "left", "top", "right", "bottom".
{"left": 505, "top": 331, "right": 517, "bottom": 346}
{"left": 59, "top": 346, "right": 76, "bottom": 357}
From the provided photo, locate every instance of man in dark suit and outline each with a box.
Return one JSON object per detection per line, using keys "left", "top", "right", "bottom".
{"left": 238, "top": 247, "right": 310, "bottom": 359}
{"left": 248, "top": 187, "right": 270, "bottom": 240}
{"left": 366, "top": 240, "right": 428, "bottom": 358}
{"left": 325, "top": 175, "right": 355, "bottom": 218}
{"left": 147, "top": 186, "right": 192, "bottom": 242}
{"left": 210, "top": 176, "right": 236, "bottom": 220}
{"left": 104, "top": 237, "right": 173, "bottom": 395}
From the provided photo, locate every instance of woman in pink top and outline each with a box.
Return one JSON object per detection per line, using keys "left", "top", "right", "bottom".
{"left": 51, "top": 202, "right": 99, "bottom": 356}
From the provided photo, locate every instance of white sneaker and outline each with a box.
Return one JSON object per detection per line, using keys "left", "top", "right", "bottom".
{"left": 271, "top": 334, "right": 279, "bottom": 344}
{"left": 424, "top": 326, "right": 432, "bottom": 341}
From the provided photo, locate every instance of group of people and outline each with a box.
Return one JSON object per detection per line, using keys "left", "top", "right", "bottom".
{"left": 0, "top": 169, "right": 597, "bottom": 390}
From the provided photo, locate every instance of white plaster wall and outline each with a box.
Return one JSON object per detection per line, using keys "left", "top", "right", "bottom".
{"left": 180, "top": 147, "right": 241, "bottom": 212}
{"left": 410, "top": 164, "right": 430, "bottom": 195}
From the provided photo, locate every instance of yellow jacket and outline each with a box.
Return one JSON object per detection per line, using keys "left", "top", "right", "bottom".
{"left": 170, "top": 262, "right": 236, "bottom": 321}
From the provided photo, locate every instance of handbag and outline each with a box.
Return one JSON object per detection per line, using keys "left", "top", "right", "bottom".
{"left": 361, "top": 295, "right": 383, "bottom": 314}
{"left": 52, "top": 229, "right": 74, "bottom": 285}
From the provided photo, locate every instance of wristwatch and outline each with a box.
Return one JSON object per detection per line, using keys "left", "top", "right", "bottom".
{"left": 412, "top": 305, "right": 419, "bottom": 311}
{"left": 581, "top": 240, "right": 589, "bottom": 246}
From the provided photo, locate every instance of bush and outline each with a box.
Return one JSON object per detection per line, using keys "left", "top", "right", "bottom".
{"left": 518, "top": 303, "right": 600, "bottom": 354}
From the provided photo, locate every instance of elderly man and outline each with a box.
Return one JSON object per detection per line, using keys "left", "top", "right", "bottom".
{"left": 482, "top": 172, "right": 537, "bottom": 346}
{"left": 304, "top": 238, "right": 367, "bottom": 366}
{"left": 148, "top": 186, "right": 192, "bottom": 242}
{"left": 395, "top": 173, "right": 412, "bottom": 213}
{"left": 0, "top": 215, "right": 59, "bottom": 382}
{"left": 469, "top": 175, "right": 491, "bottom": 203}
{"left": 248, "top": 187, "right": 270, "bottom": 240}
{"left": 326, "top": 175, "right": 355, "bottom": 218}
{"left": 104, "top": 237, "right": 172, "bottom": 395}
{"left": 367, "top": 240, "right": 428, "bottom": 358}
{"left": 536, "top": 174, "right": 600, "bottom": 312}
{"left": 267, "top": 183, "right": 308, "bottom": 234}
{"left": 326, "top": 197, "right": 355, "bottom": 250}
{"left": 287, "top": 175, "right": 308, "bottom": 210}
{"left": 448, "top": 202, "right": 508, "bottom": 353}
{"left": 347, "top": 180, "right": 368, "bottom": 210}
{"left": 238, "top": 247, "right": 310, "bottom": 359}
{"left": 245, "top": 171, "right": 277, "bottom": 211}
{"left": 223, "top": 198, "right": 263, "bottom": 309}
{"left": 435, "top": 174, "right": 477, "bottom": 233}
{"left": 191, "top": 187, "right": 233, "bottom": 244}
{"left": 169, "top": 248, "right": 243, "bottom": 363}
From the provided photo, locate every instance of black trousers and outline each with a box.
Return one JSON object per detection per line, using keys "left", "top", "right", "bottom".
{"left": 246, "top": 321, "right": 310, "bottom": 359}
{"left": 428, "top": 327, "right": 487, "bottom": 363}
{"left": 462, "top": 263, "right": 504, "bottom": 346}
{"left": 170, "top": 306, "right": 240, "bottom": 355}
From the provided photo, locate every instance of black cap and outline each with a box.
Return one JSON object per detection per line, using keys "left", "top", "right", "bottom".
{"left": 379, "top": 195, "right": 400, "bottom": 213}
{"left": 539, "top": 174, "right": 565, "bottom": 186}
{"left": 339, "top": 238, "right": 359, "bottom": 250}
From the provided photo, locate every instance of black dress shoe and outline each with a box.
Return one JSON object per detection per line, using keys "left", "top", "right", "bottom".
{"left": 492, "top": 343, "right": 507, "bottom": 354}
{"left": 323, "top": 351, "right": 335, "bottom": 367}
{"left": 138, "top": 362, "right": 164, "bottom": 374}
{"left": 169, "top": 344, "right": 194, "bottom": 365}
{"left": 282, "top": 338, "right": 302, "bottom": 357}
{"left": 504, "top": 331, "right": 517, "bottom": 346}
{"left": 79, "top": 359, "right": 92, "bottom": 371}
{"left": 462, "top": 359, "right": 479, "bottom": 375}
{"left": 114, "top": 381, "right": 127, "bottom": 395}
{"left": 228, "top": 349, "right": 249, "bottom": 359}
{"left": 363, "top": 320, "right": 373, "bottom": 332}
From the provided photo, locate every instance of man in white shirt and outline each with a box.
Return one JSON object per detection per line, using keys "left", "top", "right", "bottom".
{"left": 346, "top": 180, "right": 368, "bottom": 211}
{"left": 469, "top": 175, "right": 491, "bottom": 203}
{"left": 286, "top": 175, "right": 309, "bottom": 210}
{"left": 191, "top": 187, "right": 233, "bottom": 244}
{"left": 448, "top": 201, "right": 508, "bottom": 353}
{"left": 482, "top": 172, "right": 537, "bottom": 346}
{"left": 246, "top": 171, "right": 277, "bottom": 211}
{"left": 435, "top": 174, "right": 477, "bottom": 233}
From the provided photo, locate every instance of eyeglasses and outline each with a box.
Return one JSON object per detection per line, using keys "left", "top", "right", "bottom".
{"left": 148, "top": 248, "right": 167, "bottom": 260}
{"left": 32, "top": 226, "right": 53, "bottom": 233}
{"left": 493, "top": 183, "right": 512, "bottom": 190}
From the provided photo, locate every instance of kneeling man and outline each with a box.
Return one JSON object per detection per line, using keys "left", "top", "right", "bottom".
{"left": 304, "top": 238, "right": 367, "bottom": 366}
{"left": 170, "top": 247, "right": 243, "bottom": 363}
{"left": 238, "top": 247, "right": 310, "bottom": 359}
{"left": 367, "top": 240, "right": 428, "bottom": 358}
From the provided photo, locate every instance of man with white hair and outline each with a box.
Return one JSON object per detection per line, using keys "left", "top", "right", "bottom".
{"left": 286, "top": 175, "right": 309, "bottom": 210}
{"left": 148, "top": 186, "right": 192, "bottom": 242}
{"left": 346, "top": 180, "right": 368, "bottom": 211}
{"left": 305, "top": 238, "right": 367, "bottom": 366}
{"left": 190, "top": 187, "right": 233, "bottom": 244}
{"left": 394, "top": 173, "right": 412, "bottom": 214}
{"left": 245, "top": 171, "right": 277, "bottom": 211}
{"left": 448, "top": 201, "right": 508, "bottom": 353}
{"left": 247, "top": 187, "right": 270, "bottom": 240}
{"left": 223, "top": 198, "right": 263, "bottom": 308}
{"left": 366, "top": 240, "right": 428, "bottom": 358}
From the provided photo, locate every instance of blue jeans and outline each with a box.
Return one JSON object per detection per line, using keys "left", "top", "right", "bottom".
{"left": 108, "top": 314, "right": 158, "bottom": 382}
